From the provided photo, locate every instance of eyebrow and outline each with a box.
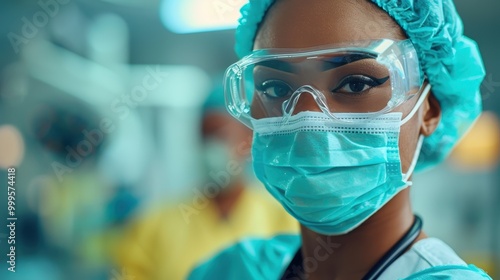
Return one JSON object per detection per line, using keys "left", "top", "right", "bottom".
{"left": 255, "top": 60, "right": 295, "bottom": 73}
{"left": 254, "top": 53, "right": 377, "bottom": 73}
{"left": 321, "top": 53, "right": 377, "bottom": 71}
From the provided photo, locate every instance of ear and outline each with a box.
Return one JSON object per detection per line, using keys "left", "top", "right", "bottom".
{"left": 420, "top": 92, "right": 442, "bottom": 136}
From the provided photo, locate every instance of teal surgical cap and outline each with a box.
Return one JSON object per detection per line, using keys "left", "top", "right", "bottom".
{"left": 234, "top": 0, "right": 486, "bottom": 172}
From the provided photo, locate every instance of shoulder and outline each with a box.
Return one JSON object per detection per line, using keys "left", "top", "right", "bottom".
{"left": 127, "top": 200, "right": 183, "bottom": 228}
{"left": 405, "top": 238, "right": 492, "bottom": 278}
{"left": 382, "top": 238, "right": 492, "bottom": 279}
{"left": 188, "top": 234, "right": 301, "bottom": 280}
{"left": 402, "top": 264, "right": 492, "bottom": 279}
{"left": 410, "top": 237, "right": 466, "bottom": 266}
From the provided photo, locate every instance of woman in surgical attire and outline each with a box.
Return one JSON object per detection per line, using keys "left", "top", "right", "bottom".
{"left": 190, "top": 0, "right": 491, "bottom": 279}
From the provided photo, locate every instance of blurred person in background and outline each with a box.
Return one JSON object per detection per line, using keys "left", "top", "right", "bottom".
{"left": 28, "top": 102, "right": 114, "bottom": 279}
{"left": 189, "top": 0, "right": 492, "bottom": 279}
{"left": 113, "top": 87, "right": 298, "bottom": 280}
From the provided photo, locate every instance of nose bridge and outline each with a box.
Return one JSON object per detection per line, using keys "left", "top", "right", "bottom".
{"left": 292, "top": 92, "right": 323, "bottom": 115}
{"left": 283, "top": 85, "right": 328, "bottom": 117}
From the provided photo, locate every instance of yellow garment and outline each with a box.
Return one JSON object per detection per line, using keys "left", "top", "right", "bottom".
{"left": 113, "top": 187, "right": 299, "bottom": 280}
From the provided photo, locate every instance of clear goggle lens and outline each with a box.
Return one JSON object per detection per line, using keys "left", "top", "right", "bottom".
{"left": 224, "top": 39, "right": 423, "bottom": 128}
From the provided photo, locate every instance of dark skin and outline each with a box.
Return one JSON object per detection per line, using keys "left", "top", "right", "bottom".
{"left": 201, "top": 111, "right": 253, "bottom": 218}
{"left": 253, "top": 0, "right": 442, "bottom": 279}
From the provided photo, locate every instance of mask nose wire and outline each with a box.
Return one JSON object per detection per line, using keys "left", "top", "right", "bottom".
{"left": 281, "top": 85, "right": 337, "bottom": 123}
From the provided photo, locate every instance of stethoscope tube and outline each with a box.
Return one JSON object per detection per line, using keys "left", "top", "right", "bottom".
{"left": 362, "top": 215, "right": 423, "bottom": 280}
{"left": 280, "top": 215, "right": 423, "bottom": 280}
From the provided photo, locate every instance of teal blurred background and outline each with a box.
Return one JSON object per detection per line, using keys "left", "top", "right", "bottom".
{"left": 0, "top": 0, "right": 499, "bottom": 279}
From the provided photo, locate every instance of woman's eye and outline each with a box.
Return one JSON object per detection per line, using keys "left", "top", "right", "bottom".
{"left": 257, "top": 80, "right": 293, "bottom": 98}
{"left": 332, "top": 75, "right": 389, "bottom": 94}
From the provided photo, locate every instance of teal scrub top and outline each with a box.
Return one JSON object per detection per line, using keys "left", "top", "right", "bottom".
{"left": 188, "top": 234, "right": 492, "bottom": 280}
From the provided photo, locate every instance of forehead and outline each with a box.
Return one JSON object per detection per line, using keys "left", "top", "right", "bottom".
{"left": 254, "top": 0, "right": 405, "bottom": 50}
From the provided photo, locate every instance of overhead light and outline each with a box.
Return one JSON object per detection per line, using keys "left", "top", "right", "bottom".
{"left": 160, "top": 0, "right": 246, "bottom": 34}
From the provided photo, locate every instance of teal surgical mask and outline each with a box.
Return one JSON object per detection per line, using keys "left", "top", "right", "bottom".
{"left": 251, "top": 85, "right": 430, "bottom": 235}
{"left": 203, "top": 138, "right": 232, "bottom": 175}
{"left": 202, "top": 138, "right": 242, "bottom": 190}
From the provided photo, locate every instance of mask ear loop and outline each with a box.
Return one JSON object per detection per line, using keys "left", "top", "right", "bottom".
{"left": 403, "top": 135, "right": 424, "bottom": 185}
{"left": 400, "top": 84, "right": 432, "bottom": 126}
{"left": 400, "top": 84, "right": 432, "bottom": 185}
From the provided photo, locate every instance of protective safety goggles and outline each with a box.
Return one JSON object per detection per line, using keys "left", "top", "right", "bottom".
{"left": 224, "top": 39, "right": 424, "bottom": 128}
